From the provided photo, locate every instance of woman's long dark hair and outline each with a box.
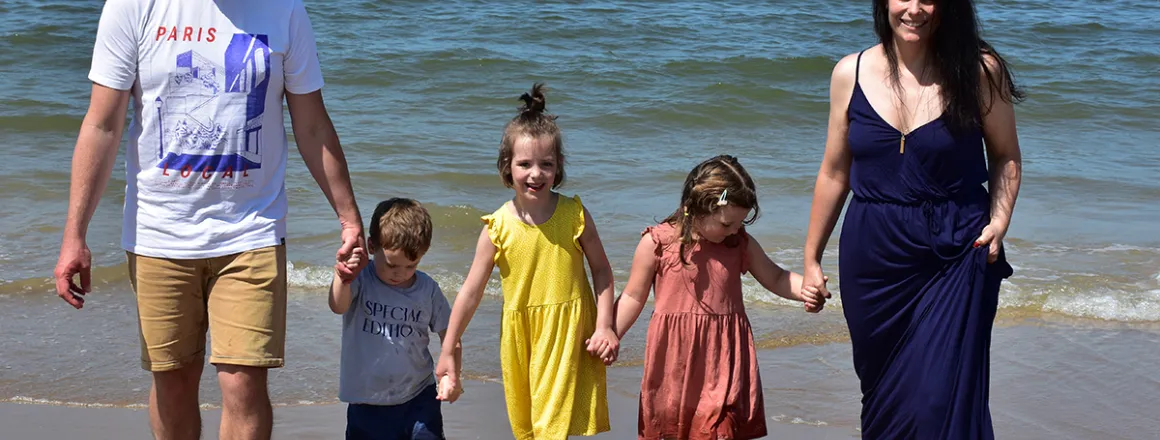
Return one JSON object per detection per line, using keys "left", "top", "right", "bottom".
{"left": 873, "top": 0, "right": 1025, "bottom": 135}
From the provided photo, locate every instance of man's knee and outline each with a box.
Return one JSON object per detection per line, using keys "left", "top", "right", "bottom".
{"left": 153, "top": 363, "right": 203, "bottom": 399}
{"left": 217, "top": 364, "right": 269, "bottom": 407}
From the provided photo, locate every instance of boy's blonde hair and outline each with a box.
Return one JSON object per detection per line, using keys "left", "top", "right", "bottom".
{"left": 368, "top": 198, "right": 432, "bottom": 260}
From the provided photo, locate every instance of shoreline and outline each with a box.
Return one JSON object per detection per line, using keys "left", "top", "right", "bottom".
{"left": 7, "top": 324, "right": 1160, "bottom": 438}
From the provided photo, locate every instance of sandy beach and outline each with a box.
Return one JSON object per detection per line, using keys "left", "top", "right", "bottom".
{"left": 6, "top": 321, "right": 1160, "bottom": 439}
{"left": 1, "top": 374, "right": 859, "bottom": 440}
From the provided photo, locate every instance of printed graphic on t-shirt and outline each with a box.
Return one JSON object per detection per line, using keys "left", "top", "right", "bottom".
{"left": 157, "top": 33, "right": 270, "bottom": 179}
{"left": 360, "top": 299, "right": 425, "bottom": 343}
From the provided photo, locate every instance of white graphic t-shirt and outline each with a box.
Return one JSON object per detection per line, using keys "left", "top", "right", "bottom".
{"left": 89, "top": 0, "right": 324, "bottom": 258}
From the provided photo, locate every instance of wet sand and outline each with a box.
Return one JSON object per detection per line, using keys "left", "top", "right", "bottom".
{"left": 0, "top": 379, "right": 858, "bottom": 439}
{"left": 6, "top": 321, "right": 1160, "bottom": 439}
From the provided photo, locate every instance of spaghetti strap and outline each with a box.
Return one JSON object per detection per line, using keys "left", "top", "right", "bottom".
{"left": 846, "top": 50, "right": 866, "bottom": 113}
{"left": 855, "top": 50, "right": 864, "bottom": 85}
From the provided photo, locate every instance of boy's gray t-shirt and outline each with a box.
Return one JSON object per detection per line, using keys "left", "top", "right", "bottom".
{"left": 339, "top": 265, "right": 451, "bottom": 405}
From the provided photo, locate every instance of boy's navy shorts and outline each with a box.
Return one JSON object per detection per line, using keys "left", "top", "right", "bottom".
{"left": 346, "top": 383, "right": 444, "bottom": 440}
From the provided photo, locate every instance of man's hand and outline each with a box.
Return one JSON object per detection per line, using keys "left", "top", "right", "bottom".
{"left": 54, "top": 238, "right": 92, "bottom": 309}
{"left": 336, "top": 223, "right": 367, "bottom": 281}
{"left": 335, "top": 246, "right": 364, "bottom": 284}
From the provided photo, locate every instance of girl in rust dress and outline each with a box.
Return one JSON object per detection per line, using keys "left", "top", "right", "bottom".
{"left": 614, "top": 155, "right": 826, "bottom": 439}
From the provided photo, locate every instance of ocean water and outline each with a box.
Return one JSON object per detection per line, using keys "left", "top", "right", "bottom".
{"left": 2, "top": 0, "right": 1158, "bottom": 437}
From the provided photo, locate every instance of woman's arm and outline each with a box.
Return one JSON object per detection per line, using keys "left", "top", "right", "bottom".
{"left": 802, "top": 53, "right": 859, "bottom": 297}
{"left": 976, "top": 54, "right": 1023, "bottom": 262}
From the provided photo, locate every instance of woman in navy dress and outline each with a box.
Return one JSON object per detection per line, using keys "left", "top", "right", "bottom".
{"left": 801, "top": 0, "right": 1024, "bottom": 438}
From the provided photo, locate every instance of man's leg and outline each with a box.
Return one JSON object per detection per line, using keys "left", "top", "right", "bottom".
{"left": 128, "top": 252, "right": 208, "bottom": 440}
{"left": 206, "top": 245, "right": 287, "bottom": 440}
{"left": 217, "top": 364, "right": 272, "bottom": 440}
{"left": 150, "top": 363, "right": 204, "bottom": 440}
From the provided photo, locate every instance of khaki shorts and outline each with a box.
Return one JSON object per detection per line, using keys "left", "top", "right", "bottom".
{"left": 127, "top": 245, "right": 287, "bottom": 372}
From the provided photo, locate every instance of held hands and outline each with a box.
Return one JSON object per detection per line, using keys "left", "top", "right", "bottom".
{"left": 335, "top": 247, "right": 364, "bottom": 284}
{"left": 585, "top": 327, "right": 620, "bottom": 365}
{"left": 974, "top": 222, "right": 1005, "bottom": 264}
{"left": 434, "top": 356, "right": 463, "bottom": 403}
{"left": 335, "top": 223, "right": 368, "bottom": 283}
{"left": 800, "top": 265, "right": 832, "bottom": 313}
{"left": 436, "top": 373, "right": 464, "bottom": 403}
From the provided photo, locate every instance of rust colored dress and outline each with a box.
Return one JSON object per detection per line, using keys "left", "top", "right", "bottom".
{"left": 637, "top": 223, "right": 766, "bottom": 440}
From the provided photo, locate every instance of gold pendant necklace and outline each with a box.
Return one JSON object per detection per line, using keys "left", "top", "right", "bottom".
{"left": 899, "top": 67, "right": 931, "bottom": 155}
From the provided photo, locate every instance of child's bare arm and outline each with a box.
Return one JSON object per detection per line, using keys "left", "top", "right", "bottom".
{"left": 578, "top": 208, "right": 616, "bottom": 331}
{"left": 746, "top": 235, "right": 822, "bottom": 311}
{"left": 615, "top": 233, "right": 658, "bottom": 338}
{"left": 436, "top": 227, "right": 496, "bottom": 378}
{"left": 578, "top": 207, "right": 619, "bottom": 364}
{"left": 438, "top": 330, "right": 463, "bottom": 373}
{"left": 328, "top": 273, "right": 355, "bottom": 314}
{"left": 328, "top": 247, "right": 363, "bottom": 314}
{"left": 435, "top": 330, "right": 464, "bottom": 402}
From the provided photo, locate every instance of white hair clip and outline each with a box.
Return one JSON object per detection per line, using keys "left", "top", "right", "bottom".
{"left": 717, "top": 189, "right": 728, "bottom": 206}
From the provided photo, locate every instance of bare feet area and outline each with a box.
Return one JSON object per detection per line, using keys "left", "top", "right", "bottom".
{"left": 0, "top": 379, "right": 857, "bottom": 440}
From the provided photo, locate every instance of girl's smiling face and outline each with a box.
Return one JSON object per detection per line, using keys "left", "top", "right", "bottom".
{"left": 509, "top": 135, "right": 559, "bottom": 201}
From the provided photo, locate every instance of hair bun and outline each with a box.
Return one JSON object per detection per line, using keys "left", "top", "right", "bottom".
{"left": 518, "top": 82, "right": 548, "bottom": 116}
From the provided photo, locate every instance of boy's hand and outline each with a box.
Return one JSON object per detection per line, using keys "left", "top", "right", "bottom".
{"left": 585, "top": 327, "right": 620, "bottom": 365}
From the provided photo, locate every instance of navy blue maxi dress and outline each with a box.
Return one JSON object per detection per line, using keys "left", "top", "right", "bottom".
{"left": 838, "top": 51, "right": 1014, "bottom": 439}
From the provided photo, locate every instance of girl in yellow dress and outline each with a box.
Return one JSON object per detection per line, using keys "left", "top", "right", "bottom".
{"left": 436, "top": 83, "right": 617, "bottom": 439}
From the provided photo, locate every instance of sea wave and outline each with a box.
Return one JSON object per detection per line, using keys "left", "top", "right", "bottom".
{"left": 5, "top": 254, "right": 1158, "bottom": 323}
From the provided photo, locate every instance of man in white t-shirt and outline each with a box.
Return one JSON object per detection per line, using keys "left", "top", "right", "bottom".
{"left": 52, "top": 1, "right": 367, "bottom": 438}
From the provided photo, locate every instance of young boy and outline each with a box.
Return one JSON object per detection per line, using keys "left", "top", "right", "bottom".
{"left": 330, "top": 198, "right": 462, "bottom": 440}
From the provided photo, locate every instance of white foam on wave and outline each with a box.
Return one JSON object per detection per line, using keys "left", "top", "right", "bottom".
{"left": 288, "top": 262, "right": 506, "bottom": 298}
{"left": 286, "top": 261, "right": 334, "bottom": 288}
{"left": 1041, "top": 289, "right": 1160, "bottom": 322}
{"left": 1007, "top": 242, "right": 1159, "bottom": 255}
{"left": 5, "top": 396, "right": 147, "bottom": 409}
{"left": 742, "top": 276, "right": 1160, "bottom": 322}
{"left": 1090, "top": 243, "right": 1157, "bottom": 253}
{"left": 769, "top": 414, "right": 830, "bottom": 426}
{"left": 993, "top": 280, "right": 1160, "bottom": 322}
{"left": 287, "top": 260, "right": 1160, "bottom": 322}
